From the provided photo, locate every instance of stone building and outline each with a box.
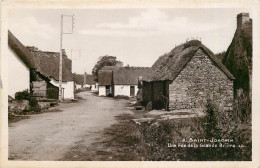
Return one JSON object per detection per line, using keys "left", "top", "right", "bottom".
{"left": 223, "top": 13, "right": 252, "bottom": 99}
{"left": 142, "top": 40, "right": 235, "bottom": 111}
{"left": 237, "top": 13, "right": 250, "bottom": 29}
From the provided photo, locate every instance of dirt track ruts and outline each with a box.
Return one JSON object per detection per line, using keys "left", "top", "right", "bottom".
{"left": 8, "top": 91, "right": 132, "bottom": 160}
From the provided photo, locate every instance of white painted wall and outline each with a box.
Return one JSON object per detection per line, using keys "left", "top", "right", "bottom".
{"left": 99, "top": 86, "right": 106, "bottom": 96}
{"left": 50, "top": 78, "right": 75, "bottom": 99}
{"left": 8, "top": 46, "right": 30, "bottom": 98}
{"left": 91, "top": 83, "right": 98, "bottom": 91}
{"left": 83, "top": 84, "right": 91, "bottom": 88}
{"left": 75, "top": 84, "right": 82, "bottom": 90}
{"left": 114, "top": 85, "right": 138, "bottom": 97}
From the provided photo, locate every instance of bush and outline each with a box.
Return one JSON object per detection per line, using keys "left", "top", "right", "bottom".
{"left": 114, "top": 95, "right": 130, "bottom": 100}
{"left": 234, "top": 91, "right": 251, "bottom": 123}
{"left": 14, "top": 90, "right": 41, "bottom": 113}
{"left": 29, "top": 98, "right": 41, "bottom": 112}
{"left": 15, "top": 89, "right": 30, "bottom": 100}
{"left": 133, "top": 99, "right": 251, "bottom": 161}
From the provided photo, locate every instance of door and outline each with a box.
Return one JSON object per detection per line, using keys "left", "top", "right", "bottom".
{"left": 130, "top": 86, "right": 135, "bottom": 97}
{"left": 106, "top": 85, "right": 110, "bottom": 96}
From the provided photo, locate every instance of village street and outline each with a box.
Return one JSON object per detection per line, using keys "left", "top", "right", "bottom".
{"left": 8, "top": 91, "right": 133, "bottom": 160}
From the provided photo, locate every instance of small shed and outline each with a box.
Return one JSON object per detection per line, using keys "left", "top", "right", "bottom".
{"left": 142, "top": 40, "right": 235, "bottom": 111}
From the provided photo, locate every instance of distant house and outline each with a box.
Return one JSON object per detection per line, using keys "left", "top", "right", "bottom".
{"left": 8, "top": 30, "right": 35, "bottom": 98}
{"left": 73, "top": 73, "right": 84, "bottom": 90}
{"left": 98, "top": 66, "right": 115, "bottom": 96}
{"left": 85, "top": 74, "right": 98, "bottom": 91}
{"left": 113, "top": 67, "right": 150, "bottom": 97}
{"left": 8, "top": 30, "right": 59, "bottom": 99}
{"left": 73, "top": 73, "right": 98, "bottom": 91}
{"left": 98, "top": 66, "right": 150, "bottom": 97}
{"left": 27, "top": 47, "right": 75, "bottom": 100}
{"left": 142, "top": 40, "right": 235, "bottom": 111}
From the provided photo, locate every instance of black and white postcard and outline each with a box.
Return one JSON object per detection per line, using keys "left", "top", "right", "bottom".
{"left": 1, "top": 0, "right": 260, "bottom": 168}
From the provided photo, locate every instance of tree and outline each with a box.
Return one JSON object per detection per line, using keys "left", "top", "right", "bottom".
{"left": 92, "top": 55, "right": 122, "bottom": 79}
{"left": 215, "top": 51, "right": 226, "bottom": 61}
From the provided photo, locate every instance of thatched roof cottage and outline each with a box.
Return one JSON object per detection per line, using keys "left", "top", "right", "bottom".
{"left": 85, "top": 74, "right": 98, "bottom": 91}
{"left": 8, "top": 30, "right": 59, "bottom": 99}
{"left": 73, "top": 73, "right": 84, "bottom": 90}
{"left": 27, "top": 47, "right": 75, "bottom": 99}
{"left": 98, "top": 66, "right": 150, "bottom": 97}
{"left": 113, "top": 67, "right": 150, "bottom": 97}
{"left": 142, "top": 40, "right": 234, "bottom": 111}
{"left": 98, "top": 66, "right": 116, "bottom": 96}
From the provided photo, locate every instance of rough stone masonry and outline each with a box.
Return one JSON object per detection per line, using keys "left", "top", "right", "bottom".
{"left": 169, "top": 49, "right": 234, "bottom": 111}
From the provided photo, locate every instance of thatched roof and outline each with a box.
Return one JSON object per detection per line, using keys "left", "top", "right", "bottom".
{"left": 143, "top": 40, "right": 235, "bottom": 82}
{"left": 113, "top": 67, "right": 150, "bottom": 85}
{"left": 85, "top": 74, "right": 96, "bottom": 85}
{"left": 98, "top": 70, "right": 113, "bottom": 86}
{"left": 73, "top": 73, "right": 84, "bottom": 85}
{"left": 28, "top": 49, "right": 73, "bottom": 82}
{"left": 73, "top": 73, "right": 96, "bottom": 85}
{"left": 97, "top": 66, "right": 118, "bottom": 86}
{"left": 8, "top": 30, "right": 35, "bottom": 69}
{"left": 101, "top": 66, "right": 118, "bottom": 71}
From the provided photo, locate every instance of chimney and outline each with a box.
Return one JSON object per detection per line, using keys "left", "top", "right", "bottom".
{"left": 237, "top": 13, "right": 250, "bottom": 29}
{"left": 62, "top": 49, "right": 66, "bottom": 56}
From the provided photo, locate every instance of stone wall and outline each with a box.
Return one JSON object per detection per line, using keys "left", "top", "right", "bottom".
{"left": 32, "top": 81, "right": 47, "bottom": 97}
{"left": 169, "top": 49, "right": 233, "bottom": 111}
{"left": 8, "top": 100, "right": 30, "bottom": 113}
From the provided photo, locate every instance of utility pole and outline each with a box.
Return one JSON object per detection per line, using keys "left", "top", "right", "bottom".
{"left": 84, "top": 68, "right": 86, "bottom": 85}
{"left": 84, "top": 68, "right": 86, "bottom": 87}
{"left": 59, "top": 14, "right": 75, "bottom": 101}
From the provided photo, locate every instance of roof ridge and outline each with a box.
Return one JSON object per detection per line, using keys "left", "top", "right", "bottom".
{"left": 8, "top": 30, "right": 36, "bottom": 69}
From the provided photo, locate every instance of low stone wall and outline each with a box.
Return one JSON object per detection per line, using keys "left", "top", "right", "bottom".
{"left": 8, "top": 100, "right": 30, "bottom": 113}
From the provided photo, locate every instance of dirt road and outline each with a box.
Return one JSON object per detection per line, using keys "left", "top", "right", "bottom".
{"left": 8, "top": 91, "right": 133, "bottom": 160}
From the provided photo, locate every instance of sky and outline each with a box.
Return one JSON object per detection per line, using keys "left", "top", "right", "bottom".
{"left": 8, "top": 8, "right": 251, "bottom": 74}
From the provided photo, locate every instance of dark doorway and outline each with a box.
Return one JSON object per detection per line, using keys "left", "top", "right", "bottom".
{"left": 130, "top": 86, "right": 135, "bottom": 97}
{"left": 105, "top": 85, "right": 110, "bottom": 96}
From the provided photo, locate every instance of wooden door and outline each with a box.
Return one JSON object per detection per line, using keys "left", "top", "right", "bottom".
{"left": 130, "top": 86, "right": 135, "bottom": 97}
